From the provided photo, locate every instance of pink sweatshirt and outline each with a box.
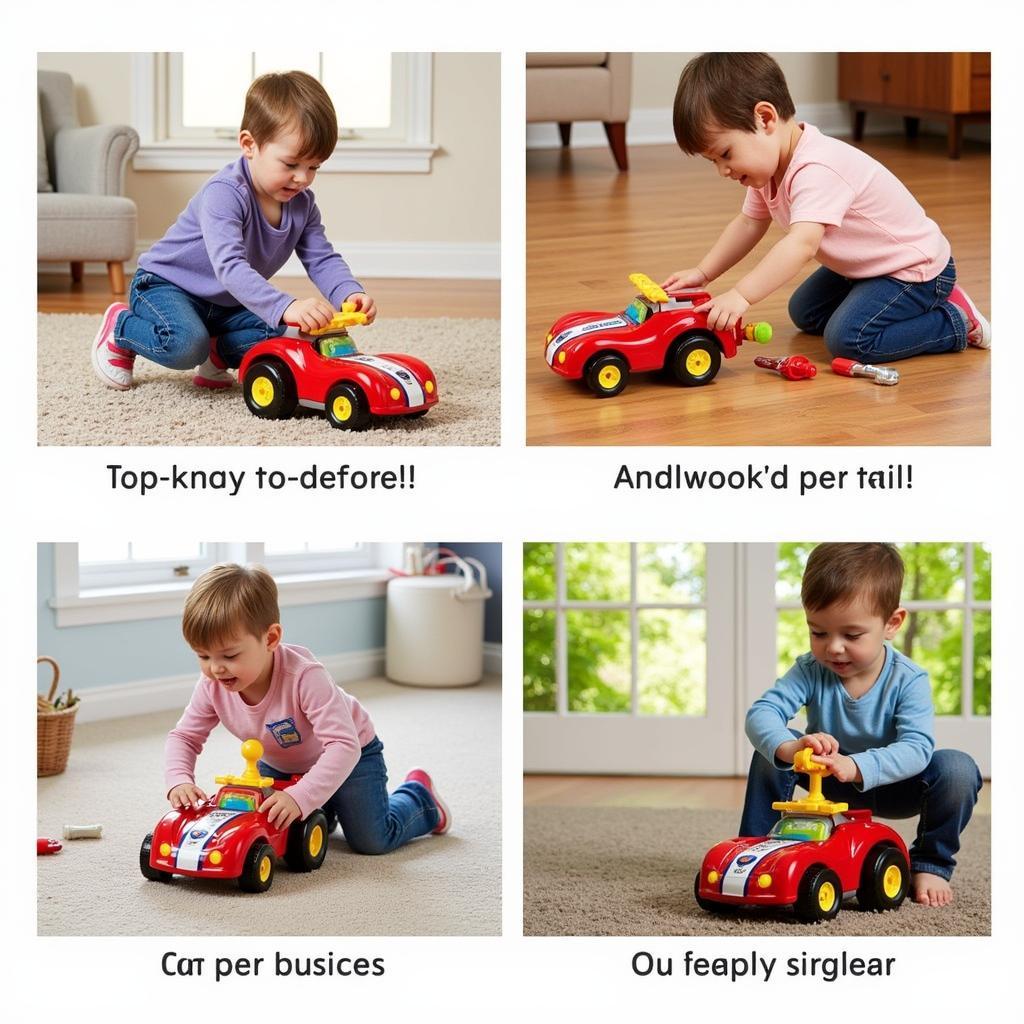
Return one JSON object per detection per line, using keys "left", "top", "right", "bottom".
{"left": 165, "top": 642, "right": 376, "bottom": 818}
{"left": 742, "top": 123, "right": 951, "bottom": 283}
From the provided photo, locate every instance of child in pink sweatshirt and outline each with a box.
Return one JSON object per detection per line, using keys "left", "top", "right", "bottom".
{"left": 165, "top": 563, "right": 450, "bottom": 853}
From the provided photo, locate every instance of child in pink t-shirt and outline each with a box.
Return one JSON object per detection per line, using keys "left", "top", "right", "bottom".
{"left": 663, "top": 53, "right": 990, "bottom": 362}
{"left": 165, "top": 563, "right": 450, "bottom": 854}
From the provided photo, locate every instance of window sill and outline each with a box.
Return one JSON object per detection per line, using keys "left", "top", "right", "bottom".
{"left": 50, "top": 569, "right": 391, "bottom": 627}
{"left": 133, "top": 140, "right": 438, "bottom": 174}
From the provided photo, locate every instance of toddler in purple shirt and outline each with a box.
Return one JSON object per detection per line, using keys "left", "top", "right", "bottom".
{"left": 91, "top": 70, "right": 376, "bottom": 392}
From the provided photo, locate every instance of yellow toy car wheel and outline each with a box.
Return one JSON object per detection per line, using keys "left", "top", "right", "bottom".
{"left": 584, "top": 353, "right": 630, "bottom": 398}
{"left": 668, "top": 334, "right": 722, "bottom": 387}
{"left": 324, "top": 382, "right": 370, "bottom": 431}
{"left": 239, "top": 841, "right": 276, "bottom": 893}
{"left": 243, "top": 359, "right": 297, "bottom": 420}
{"left": 795, "top": 866, "right": 843, "bottom": 922}
{"left": 857, "top": 845, "right": 910, "bottom": 912}
{"left": 285, "top": 810, "right": 330, "bottom": 872}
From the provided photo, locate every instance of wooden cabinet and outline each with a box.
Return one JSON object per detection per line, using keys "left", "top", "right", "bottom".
{"left": 838, "top": 53, "right": 990, "bottom": 158}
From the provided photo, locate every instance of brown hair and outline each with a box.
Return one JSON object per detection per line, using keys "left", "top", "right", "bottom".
{"left": 241, "top": 70, "right": 338, "bottom": 162}
{"left": 673, "top": 53, "right": 796, "bottom": 155}
{"left": 801, "top": 544, "right": 905, "bottom": 620}
{"left": 182, "top": 563, "right": 280, "bottom": 650}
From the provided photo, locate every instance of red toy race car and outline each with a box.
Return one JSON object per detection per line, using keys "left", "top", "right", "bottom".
{"left": 140, "top": 739, "right": 328, "bottom": 893}
{"left": 240, "top": 303, "right": 438, "bottom": 430}
{"left": 544, "top": 273, "right": 773, "bottom": 397}
{"left": 694, "top": 749, "right": 911, "bottom": 922}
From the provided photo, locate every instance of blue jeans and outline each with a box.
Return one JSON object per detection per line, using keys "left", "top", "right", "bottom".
{"left": 114, "top": 270, "right": 281, "bottom": 370}
{"left": 259, "top": 736, "right": 439, "bottom": 855}
{"left": 738, "top": 734, "right": 982, "bottom": 880}
{"left": 788, "top": 256, "right": 967, "bottom": 363}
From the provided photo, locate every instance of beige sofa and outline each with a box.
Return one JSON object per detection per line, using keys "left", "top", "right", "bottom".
{"left": 37, "top": 70, "right": 139, "bottom": 294}
{"left": 525, "top": 53, "right": 633, "bottom": 170}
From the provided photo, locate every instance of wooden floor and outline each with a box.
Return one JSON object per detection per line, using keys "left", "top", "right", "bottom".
{"left": 523, "top": 774, "right": 992, "bottom": 814}
{"left": 526, "top": 135, "right": 990, "bottom": 446}
{"left": 37, "top": 274, "right": 500, "bottom": 319}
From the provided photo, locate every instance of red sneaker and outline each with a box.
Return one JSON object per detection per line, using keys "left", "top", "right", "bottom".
{"left": 90, "top": 302, "right": 133, "bottom": 389}
{"left": 404, "top": 768, "right": 451, "bottom": 834}
{"left": 947, "top": 286, "right": 991, "bottom": 348}
{"left": 193, "top": 337, "right": 234, "bottom": 389}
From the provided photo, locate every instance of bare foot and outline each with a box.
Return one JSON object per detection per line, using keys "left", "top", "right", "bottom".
{"left": 913, "top": 871, "right": 953, "bottom": 907}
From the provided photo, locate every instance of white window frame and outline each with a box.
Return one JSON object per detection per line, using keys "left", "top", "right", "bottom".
{"left": 131, "top": 53, "right": 437, "bottom": 173}
{"left": 524, "top": 543, "right": 737, "bottom": 775}
{"left": 51, "top": 542, "right": 405, "bottom": 628}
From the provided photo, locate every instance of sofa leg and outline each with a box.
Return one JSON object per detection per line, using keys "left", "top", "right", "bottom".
{"left": 70, "top": 261, "right": 84, "bottom": 283}
{"left": 603, "top": 122, "right": 628, "bottom": 171}
{"left": 558, "top": 122, "right": 572, "bottom": 147}
{"left": 107, "top": 262, "right": 126, "bottom": 295}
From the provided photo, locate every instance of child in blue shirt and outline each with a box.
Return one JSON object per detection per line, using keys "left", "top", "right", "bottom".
{"left": 742, "top": 543, "right": 981, "bottom": 907}
{"left": 91, "top": 70, "right": 376, "bottom": 392}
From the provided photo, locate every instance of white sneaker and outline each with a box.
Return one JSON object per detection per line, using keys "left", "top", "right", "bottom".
{"left": 193, "top": 338, "right": 234, "bottom": 388}
{"left": 90, "top": 303, "right": 133, "bottom": 389}
{"left": 948, "top": 286, "right": 992, "bottom": 348}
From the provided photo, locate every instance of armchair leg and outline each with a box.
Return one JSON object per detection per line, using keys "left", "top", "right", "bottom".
{"left": 558, "top": 122, "right": 572, "bottom": 147}
{"left": 107, "top": 262, "right": 126, "bottom": 295}
{"left": 603, "top": 122, "right": 628, "bottom": 171}
{"left": 70, "top": 261, "right": 84, "bottom": 283}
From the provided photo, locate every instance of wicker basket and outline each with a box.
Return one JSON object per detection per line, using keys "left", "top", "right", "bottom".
{"left": 37, "top": 656, "right": 77, "bottom": 777}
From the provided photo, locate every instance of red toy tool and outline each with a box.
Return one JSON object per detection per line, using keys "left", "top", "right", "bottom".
{"left": 831, "top": 357, "right": 899, "bottom": 386}
{"left": 37, "top": 837, "right": 63, "bottom": 855}
{"left": 754, "top": 354, "right": 817, "bottom": 381}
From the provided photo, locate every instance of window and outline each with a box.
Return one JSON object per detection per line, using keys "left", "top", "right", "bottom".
{"left": 524, "top": 543, "right": 709, "bottom": 716}
{"left": 775, "top": 543, "right": 991, "bottom": 717}
{"left": 132, "top": 53, "right": 436, "bottom": 172}
{"left": 51, "top": 542, "right": 399, "bottom": 627}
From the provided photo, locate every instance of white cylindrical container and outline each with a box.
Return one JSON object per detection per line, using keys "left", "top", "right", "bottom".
{"left": 386, "top": 573, "right": 488, "bottom": 687}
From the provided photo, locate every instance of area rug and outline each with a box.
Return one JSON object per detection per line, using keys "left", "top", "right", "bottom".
{"left": 37, "top": 314, "right": 500, "bottom": 445}
{"left": 523, "top": 805, "right": 989, "bottom": 936}
{"left": 38, "top": 676, "right": 501, "bottom": 936}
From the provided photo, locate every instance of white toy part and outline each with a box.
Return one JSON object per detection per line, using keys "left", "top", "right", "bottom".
{"left": 386, "top": 551, "right": 493, "bottom": 687}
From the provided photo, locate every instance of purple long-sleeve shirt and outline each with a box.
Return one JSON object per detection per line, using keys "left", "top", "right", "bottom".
{"left": 139, "top": 157, "right": 362, "bottom": 327}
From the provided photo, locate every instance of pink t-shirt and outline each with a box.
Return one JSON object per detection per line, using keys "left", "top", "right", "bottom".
{"left": 164, "top": 642, "right": 376, "bottom": 818}
{"left": 742, "top": 123, "right": 950, "bottom": 282}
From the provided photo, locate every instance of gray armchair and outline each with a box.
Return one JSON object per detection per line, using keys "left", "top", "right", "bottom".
{"left": 37, "top": 70, "right": 139, "bottom": 294}
{"left": 526, "top": 53, "right": 633, "bottom": 171}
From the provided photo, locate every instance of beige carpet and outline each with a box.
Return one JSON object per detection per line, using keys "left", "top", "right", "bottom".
{"left": 38, "top": 313, "right": 500, "bottom": 445}
{"left": 38, "top": 676, "right": 500, "bottom": 936}
{"left": 524, "top": 805, "right": 990, "bottom": 936}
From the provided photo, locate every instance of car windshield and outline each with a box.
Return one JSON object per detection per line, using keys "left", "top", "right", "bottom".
{"left": 769, "top": 815, "right": 831, "bottom": 842}
{"left": 622, "top": 297, "right": 653, "bottom": 325}
{"left": 218, "top": 790, "right": 257, "bottom": 812}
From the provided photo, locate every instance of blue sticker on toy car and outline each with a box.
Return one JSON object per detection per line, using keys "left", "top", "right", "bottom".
{"left": 267, "top": 718, "right": 302, "bottom": 748}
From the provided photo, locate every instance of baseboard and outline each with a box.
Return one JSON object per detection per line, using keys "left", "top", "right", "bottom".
{"left": 39, "top": 239, "right": 500, "bottom": 283}
{"left": 71, "top": 644, "right": 500, "bottom": 723}
{"left": 526, "top": 101, "right": 990, "bottom": 151}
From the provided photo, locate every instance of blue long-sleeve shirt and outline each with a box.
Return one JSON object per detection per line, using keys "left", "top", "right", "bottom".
{"left": 139, "top": 157, "right": 362, "bottom": 326}
{"left": 746, "top": 645, "right": 935, "bottom": 792}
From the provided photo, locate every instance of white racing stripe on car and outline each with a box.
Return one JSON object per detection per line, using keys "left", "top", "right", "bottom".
{"left": 346, "top": 354, "right": 426, "bottom": 406}
{"left": 175, "top": 809, "right": 246, "bottom": 871}
{"left": 720, "top": 839, "right": 802, "bottom": 897}
{"left": 545, "top": 316, "right": 629, "bottom": 365}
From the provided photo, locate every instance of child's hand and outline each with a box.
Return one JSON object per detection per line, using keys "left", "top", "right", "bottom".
{"left": 260, "top": 790, "right": 302, "bottom": 830}
{"left": 169, "top": 783, "right": 208, "bottom": 810}
{"left": 661, "top": 268, "right": 709, "bottom": 292}
{"left": 284, "top": 297, "right": 336, "bottom": 332}
{"left": 799, "top": 732, "right": 841, "bottom": 756}
{"left": 347, "top": 291, "right": 377, "bottom": 324}
{"left": 694, "top": 288, "right": 749, "bottom": 331}
{"left": 811, "top": 751, "right": 862, "bottom": 785}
